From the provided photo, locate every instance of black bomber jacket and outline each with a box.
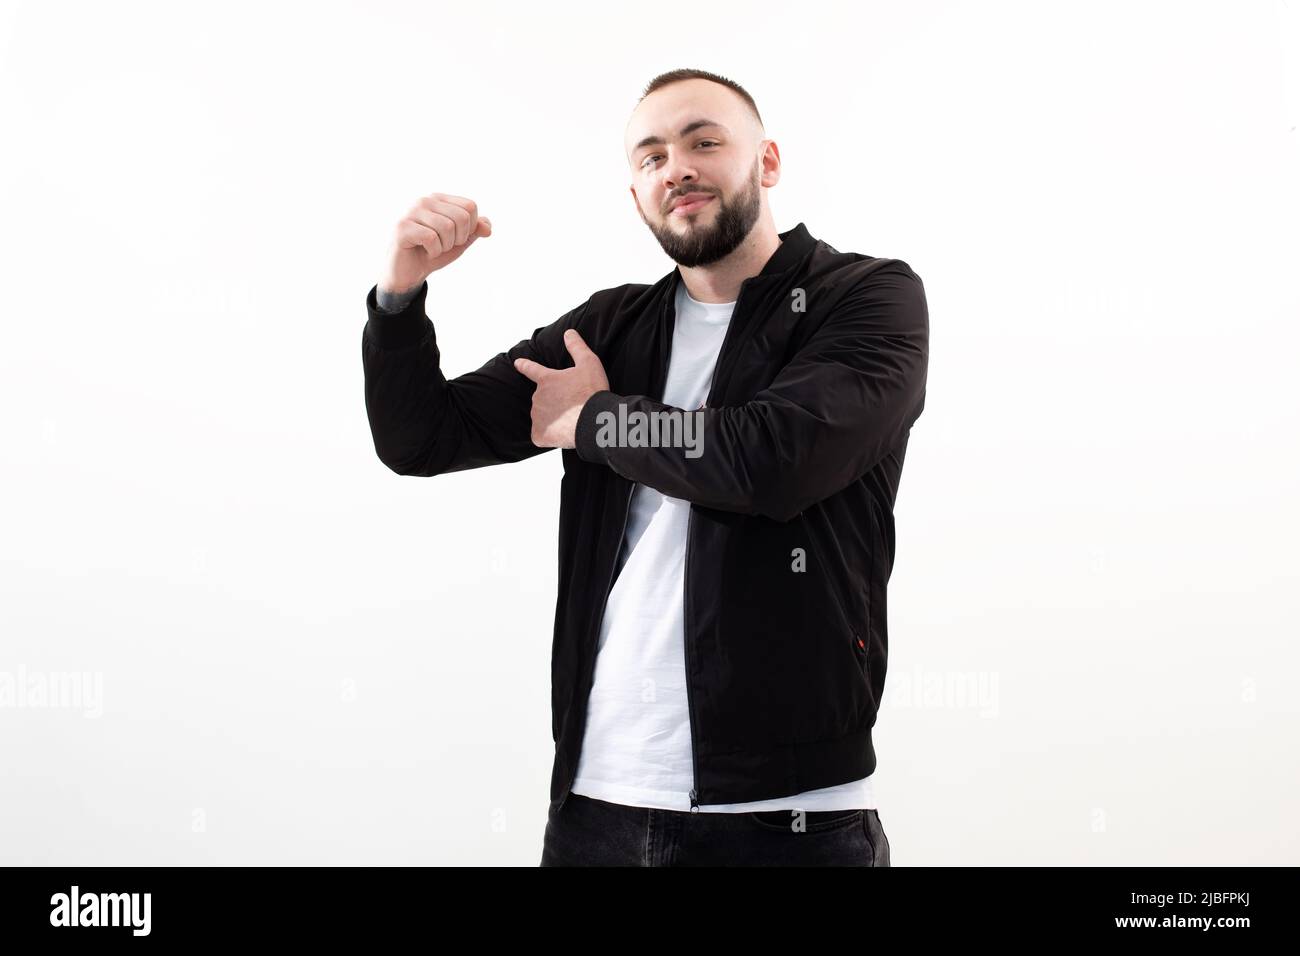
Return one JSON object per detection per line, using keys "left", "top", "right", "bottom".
{"left": 360, "top": 222, "right": 929, "bottom": 812}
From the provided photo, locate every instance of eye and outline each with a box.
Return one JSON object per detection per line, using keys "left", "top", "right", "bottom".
{"left": 640, "top": 141, "right": 720, "bottom": 168}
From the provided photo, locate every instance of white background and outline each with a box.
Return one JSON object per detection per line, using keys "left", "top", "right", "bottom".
{"left": 1, "top": 0, "right": 1297, "bottom": 866}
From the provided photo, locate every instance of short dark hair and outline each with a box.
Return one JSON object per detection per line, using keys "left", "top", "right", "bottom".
{"left": 637, "top": 68, "right": 764, "bottom": 131}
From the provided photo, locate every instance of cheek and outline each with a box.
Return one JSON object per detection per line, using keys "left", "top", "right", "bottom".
{"left": 635, "top": 188, "right": 656, "bottom": 214}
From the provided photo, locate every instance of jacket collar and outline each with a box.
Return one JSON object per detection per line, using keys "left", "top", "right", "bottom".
{"left": 663, "top": 221, "right": 817, "bottom": 299}
{"left": 756, "top": 221, "right": 817, "bottom": 279}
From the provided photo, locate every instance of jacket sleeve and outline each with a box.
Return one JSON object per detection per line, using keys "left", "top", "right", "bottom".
{"left": 362, "top": 279, "right": 590, "bottom": 476}
{"left": 572, "top": 261, "right": 928, "bottom": 522}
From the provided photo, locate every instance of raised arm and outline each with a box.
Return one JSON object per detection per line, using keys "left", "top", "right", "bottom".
{"left": 360, "top": 192, "right": 588, "bottom": 476}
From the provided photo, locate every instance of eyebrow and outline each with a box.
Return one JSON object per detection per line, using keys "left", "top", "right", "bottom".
{"left": 631, "top": 119, "right": 729, "bottom": 159}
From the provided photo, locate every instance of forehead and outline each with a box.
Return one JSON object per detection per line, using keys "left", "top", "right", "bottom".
{"left": 624, "top": 80, "right": 748, "bottom": 158}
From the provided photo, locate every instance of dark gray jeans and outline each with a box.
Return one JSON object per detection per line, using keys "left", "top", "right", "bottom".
{"left": 540, "top": 792, "right": 891, "bottom": 866}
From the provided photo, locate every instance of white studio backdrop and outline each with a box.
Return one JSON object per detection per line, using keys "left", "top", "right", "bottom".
{"left": 1, "top": 0, "right": 1297, "bottom": 866}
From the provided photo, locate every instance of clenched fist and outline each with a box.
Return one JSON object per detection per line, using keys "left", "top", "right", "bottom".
{"left": 379, "top": 192, "right": 493, "bottom": 296}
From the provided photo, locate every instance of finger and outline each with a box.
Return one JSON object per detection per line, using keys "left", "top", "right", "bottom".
{"left": 563, "top": 328, "right": 597, "bottom": 366}
{"left": 421, "top": 194, "right": 482, "bottom": 246}
{"left": 413, "top": 202, "right": 469, "bottom": 248}
{"left": 395, "top": 219, "right": 445, "bottom": 258}
{"left": 405, "top": 209, "right": 456, "bottom": 255}
{"left": 513, "top": 356, "right": 550, "bottom": 383}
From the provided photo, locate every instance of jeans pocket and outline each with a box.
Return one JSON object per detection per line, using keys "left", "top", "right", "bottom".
{"left": 863, "top": 809, "right": 891, "bottom": 866}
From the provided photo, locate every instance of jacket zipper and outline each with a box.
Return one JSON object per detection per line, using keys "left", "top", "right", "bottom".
{"left": 684, "top": 509, "right": 702, "bottom": 812}
{"left": 703, "top": 277, "right": 748, "bottom": 401}
{"left": 560, "top": 288, "right": 675, "bottom": 813}
{"left": 561, "top": 477, "right": 635, "bottom": 813}
{"left": 683, "top": 275, "right": 755, "bottom": 812}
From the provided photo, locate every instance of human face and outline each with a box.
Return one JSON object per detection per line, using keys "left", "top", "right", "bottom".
{"left": 626, "top": 80, "right": 768, "bottom": 267}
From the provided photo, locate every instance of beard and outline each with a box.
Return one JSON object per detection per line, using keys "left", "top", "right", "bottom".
{"left": 639, "top": 158, "right": 763, "bottom": 268}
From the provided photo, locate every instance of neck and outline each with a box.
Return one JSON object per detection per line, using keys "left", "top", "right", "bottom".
{"left": 677, "top": 214, "right": 782, "bottom": 303}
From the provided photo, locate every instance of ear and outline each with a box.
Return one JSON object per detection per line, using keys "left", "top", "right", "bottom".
{"left": 760, "top": 139, "right": 781, "bottom": 188}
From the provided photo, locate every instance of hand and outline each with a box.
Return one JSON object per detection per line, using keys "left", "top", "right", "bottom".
{"left": 513, "top": 329, "right": 610, "bottom": 448}
{"left": 379, "top": 192, "right": 493, "bottom": 296}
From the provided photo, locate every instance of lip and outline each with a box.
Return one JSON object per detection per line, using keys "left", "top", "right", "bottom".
{"left": 670, "top": 194, "right": 714, "bottom": 215}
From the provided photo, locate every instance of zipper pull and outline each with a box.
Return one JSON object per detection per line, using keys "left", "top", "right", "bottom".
{"left": 689, "top": 789, "right": 700, "bottom": 812}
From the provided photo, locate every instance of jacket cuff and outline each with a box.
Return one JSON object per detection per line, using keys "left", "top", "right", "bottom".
{"left": 364, "top": 280, "right": 431, "bottom": 349}
{"left": 575, "top": 390, "right": 621, "bottom": 464}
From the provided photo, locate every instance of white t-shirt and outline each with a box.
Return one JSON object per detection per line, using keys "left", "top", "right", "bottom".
{"left": 569, "top": 280, "right": 876, "bottom": 813}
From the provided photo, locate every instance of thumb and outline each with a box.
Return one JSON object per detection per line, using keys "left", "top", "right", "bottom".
{"left": 460, "top": 217, "right": 491, "bottom": 250}
{"left": 563, "top": 328, "right": 597, "bottom": 366}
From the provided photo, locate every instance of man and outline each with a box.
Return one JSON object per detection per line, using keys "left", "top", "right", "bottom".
{"left": 361, "top": 68, "right": 928, "bottom": 866}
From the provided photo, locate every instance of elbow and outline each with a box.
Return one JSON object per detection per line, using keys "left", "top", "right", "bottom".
{"left": 379, "top": 455, "right": 415, "bottom": 477}
{"left": 374, "top": 449, "right": 416, "bottom": 476}
{"left": 371, "top": 439, "right": 434, "bottom": 477}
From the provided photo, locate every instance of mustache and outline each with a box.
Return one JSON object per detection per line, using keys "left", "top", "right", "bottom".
{"left": 665, "top": 190, "right": 718, "bottom": 213}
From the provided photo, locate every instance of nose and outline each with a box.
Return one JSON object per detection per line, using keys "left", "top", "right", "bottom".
{"left": 660, "top": 153, "right": 698, "bottom": 203}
